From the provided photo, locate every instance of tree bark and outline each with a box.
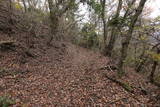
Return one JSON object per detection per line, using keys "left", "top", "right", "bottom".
{"left": 150, "top": 49, "right": 160, "bottom": 83}
{"left": 47, "top": 0, "right": 74, "bottom": 45}
{"left": 47, "top": 0, "right": 59, "bottom": 45}
{"left": 27, "top": 0, "right": 31, "bottom": 8}
{"left": 136, "top": 45, "right": 147, "bottom": 72}
{"left": 100, "top": 0, "right": 106, "bottom": 46}
{"left": 150, "top": 61, "right": 158, "bottom": 83}
{"left": 22, "top": 0, "right": 27, "bottom": 12}
{"left": 104, "top": 0, "right": 122, "bottom": 56}
{"left": 118, "top": 0, "right": 147, "bottom": 74}
{"left": 104, "top": 0, "right": 136, "bottom": 57}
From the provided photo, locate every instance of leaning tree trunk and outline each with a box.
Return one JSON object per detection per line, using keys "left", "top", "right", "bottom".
{"left": 118, "top": 0, "right": 147, "bottom": 74}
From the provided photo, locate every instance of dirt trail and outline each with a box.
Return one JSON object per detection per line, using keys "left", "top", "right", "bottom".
{"left": 0, "top": 42, "right": 157, "bottom": 106}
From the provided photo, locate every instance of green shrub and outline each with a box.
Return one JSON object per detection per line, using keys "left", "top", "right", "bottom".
{"left": 78, "top": 23, "right": 99, "bottom": 49}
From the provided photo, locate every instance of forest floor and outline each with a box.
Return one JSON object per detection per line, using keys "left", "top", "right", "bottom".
{"left": 0, "top": 32, "right": 160, "bottom": 107}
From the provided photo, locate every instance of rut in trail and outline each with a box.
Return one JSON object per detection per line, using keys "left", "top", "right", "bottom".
{"left": 0, "top": 42, "right": 156, "bottom": 106}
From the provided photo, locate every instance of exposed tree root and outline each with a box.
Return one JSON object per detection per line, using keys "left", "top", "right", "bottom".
{"left": 106, "top": 75, "right": 134, "bottom": 93}
{"left": 105, "top": 97, "right": 130, "bottom": 105}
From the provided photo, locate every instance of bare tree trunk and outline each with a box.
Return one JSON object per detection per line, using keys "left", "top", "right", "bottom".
{"left": 150, "top": 61, "right": 158, "bottom": 83}
{"left": 100, "top": 0, "right": 106, "bottom": 46}
{"left": 150, "top": 49, "right": 160, "bottom": 83}
{"left": 104, "top": 0, "right": 122, "bottom": 56}
{"left": 47, "top": 0, "right": 59, "bottom": 45}
{"left": 27, "top": 0, "right": 31, "bottom": 8}
{"left": 118, "top": 0, "right": 147, "bottom": 74}
{"left": 47, "top": 0, "right": 74, "bottom": 45}
{"left": 104, "top": 0, "right": 136, "bottom": 57}
{"left": 22, "top": 0, "right": 27, "bottom": 12}
{"left": 8, "top": 0, "right": 13, "bottom": 36}
{"left": 104, "top": 28, "right": 118, "bottom": 56}
{"left": 136, "top": 45, "right": 147, "bottom": 72}
{"left": 123, "top": 0, "right": 136, "bottom": 18}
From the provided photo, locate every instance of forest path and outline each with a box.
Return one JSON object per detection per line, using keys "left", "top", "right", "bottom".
{"left": 0, "top": 42, "right": 152, "bottom": 106}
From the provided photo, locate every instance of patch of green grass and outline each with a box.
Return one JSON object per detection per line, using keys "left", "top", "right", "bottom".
{"left": 122, "top": 82, "right": 133, "bottom": 92}
{"left": 0, "top": 96, "right": 15, "bottom": 107}
{"left": 155, "top": 75, "right": 160, "bottom": 83}
{"left": 117, "top": 70, "right": 126, "bottom": 78}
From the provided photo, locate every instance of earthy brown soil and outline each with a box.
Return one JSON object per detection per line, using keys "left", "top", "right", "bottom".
{"left": 0, "top": 32, "right": 159, "bottom": 107}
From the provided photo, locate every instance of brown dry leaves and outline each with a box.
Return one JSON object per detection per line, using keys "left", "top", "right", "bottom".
{"left": 0, "top": 39, "right": 159, "bottom": 106}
